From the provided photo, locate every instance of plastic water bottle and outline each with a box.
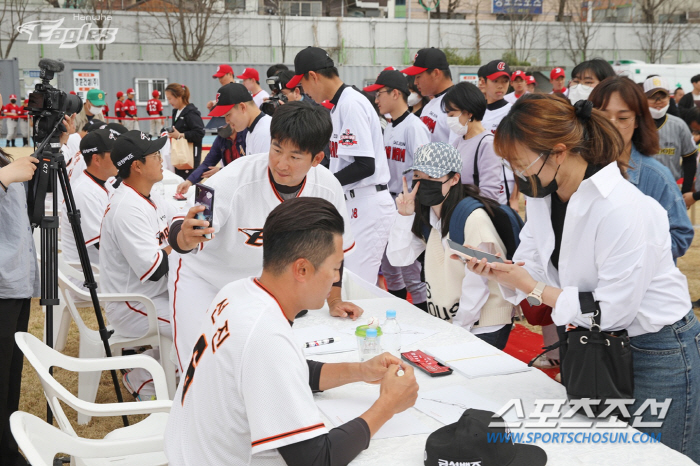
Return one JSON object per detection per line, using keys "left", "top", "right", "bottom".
{"left": 382, "top": 309, "right": 402, "bottom": 355}
{"left": 362, "top": 328, "right": 382, "bottom": 362}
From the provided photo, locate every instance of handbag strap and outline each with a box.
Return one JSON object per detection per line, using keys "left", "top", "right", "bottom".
{"left": 579, "top": 292, "right": 601, "bottom": 330}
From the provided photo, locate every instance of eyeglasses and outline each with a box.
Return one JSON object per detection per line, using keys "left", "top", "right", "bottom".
{"left": 375, "top": 90, "right": 391, "bottom": 97}
{"left": 608, "top": 116, "right": 635, "bottom": 130}
{"left": 513, "top": 152, "right": 548, "bottom": 180}
{"left": 647, "top": 94, "right": 669, "bottom": 104}
{"left": 142, "top": 151, "right": 162, "bottom": 162}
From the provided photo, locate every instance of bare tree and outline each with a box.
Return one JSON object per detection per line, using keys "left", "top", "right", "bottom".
{"left": 80, "top": 0, "right": 116, "bottom": 60}
{"left": 557, "top": 0, "right": 600, "bottom": 64}
{"left": 462, "top": 0, "right": 485, "bottom": 63}
{"left": 0, "top": 0, "right": 32, "bottom": 59}
{"left": 502, "top": 8, "right": 542, "bottom": 65}
{"left": 264, "top": 0, "right": 290, "bottom": 62}
{"left": 434, "top": 0, "right": 463, "bottom": 19}
{"left": 635, "top": 0, "right": 683, "bottom": 63}
{"left": 148, "top": 0, "right": 226, "bottom": 61}
{"left": 556, "top": 0, "right": 565, "bottom": 21}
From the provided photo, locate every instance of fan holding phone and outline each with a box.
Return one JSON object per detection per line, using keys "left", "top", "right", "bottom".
{"left": 386, "top": 142, "right": 520, "bottom": 350}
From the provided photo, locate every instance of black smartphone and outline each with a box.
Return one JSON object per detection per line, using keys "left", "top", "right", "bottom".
{"left": 194, "top": 183, "right": 214, "bottom": 240}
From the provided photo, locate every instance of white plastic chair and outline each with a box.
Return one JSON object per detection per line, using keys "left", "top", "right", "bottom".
{"left": 14, "top": 332, "right": 171, "bottom": 466}
{"left": 11, "top": 411, "right": 167, "bottom": 466}
{"left": 57, "top": 268, "right": 177, "bottom": 424}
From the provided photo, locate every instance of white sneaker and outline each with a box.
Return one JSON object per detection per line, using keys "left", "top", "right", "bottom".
{"left": 123, "top": 372, "right": 156, "bottom": 401}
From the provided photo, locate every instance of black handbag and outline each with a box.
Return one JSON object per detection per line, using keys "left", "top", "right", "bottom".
{"left": 530, "top": 293, "right": 634, "bottom": 417}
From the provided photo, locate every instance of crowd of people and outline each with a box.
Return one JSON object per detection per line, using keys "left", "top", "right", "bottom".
{"left": 0, "top": 48, "right": 700, "bottom": 465}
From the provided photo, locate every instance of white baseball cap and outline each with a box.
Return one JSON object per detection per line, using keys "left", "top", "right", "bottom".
{"left": 643, "top": 76, "right": 670, "bottom": 97}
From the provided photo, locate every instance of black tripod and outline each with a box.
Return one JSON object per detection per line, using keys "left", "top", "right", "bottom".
{"left": 29, "top": 126, "right": 129, "bottom": 428}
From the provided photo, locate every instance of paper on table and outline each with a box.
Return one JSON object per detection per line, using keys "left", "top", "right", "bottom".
{"left": 337, "top": 323, "right": 438, "bottom": 349}
{"left": 425, "top": 342, "right": 530, "bottom": 378}
{"left": 293, "top": 324, "right": 357, "bottom": 355}
{"left": 316, "top": 395, "right": 433, "bottom": 440}
{"left": 415, "top": 386, "right": 520, "bottom": 425}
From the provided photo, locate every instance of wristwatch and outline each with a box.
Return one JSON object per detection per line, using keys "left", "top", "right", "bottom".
{"left": 526, "top": 282, "right": 546, "bottom": 306}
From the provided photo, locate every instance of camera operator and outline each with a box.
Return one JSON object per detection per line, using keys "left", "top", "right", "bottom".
{"left": 278, "top": 70, "right": 306, "bottom": 103}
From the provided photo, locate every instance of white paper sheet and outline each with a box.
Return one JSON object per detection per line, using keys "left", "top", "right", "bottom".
{"left": 414, "top": 386, "right": 520, "bottom": 425}
{"left": 293, "top": 325, "right": 358, "bottom": 355}
{"left": 425, "top": 342, "right": 530, "bottom": 379}
{"left": 337, "top": 323, "right": 438, "bottom": 351}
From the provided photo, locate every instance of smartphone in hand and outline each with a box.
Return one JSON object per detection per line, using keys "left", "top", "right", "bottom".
{"left": 447, "top": 239, "right": 504, "bottom": 264}
{"left": 194, "top": 183, "right": 214, "bottom": 240}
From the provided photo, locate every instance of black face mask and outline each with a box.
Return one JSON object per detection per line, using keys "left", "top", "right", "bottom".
{"left": 413, "top": 178, "right": 449, "bottom": 206}
{"left": 217, "top": 124, "right": 233, "bottom": 139}
{"left": 516, "top": 158, "right": 560, "bottom": 198}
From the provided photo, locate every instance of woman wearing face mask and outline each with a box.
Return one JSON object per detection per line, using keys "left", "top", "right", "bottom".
{"left": 589, "top": 76, "right": 693, "bottom": 261}
{"left": 407, "top": 76, "right": 430, "bottom": 118}
{"left": 386, "top": 142, "right": 516, "bottom": 349}
{"left": 567, "top": 58, "right": 615, "bottom": 104}
{"left": 443, "top": 82, "right": 508, "bottom": 205}
{"left": 465, "top": 94, "right": 700, "bottom": 463}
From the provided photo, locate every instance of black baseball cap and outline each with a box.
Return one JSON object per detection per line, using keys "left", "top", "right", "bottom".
{"left": 479, "top": 60, "right": 512, "bottom": 81}
{"left": 286, "top": 47, "right": 335, "bottom": 89}
{"left": 402, "top": 48, "right": 449, "bottom": 76}
{"left": 363, "top": 69, "right": 410, "bottom": 95}
{"left": 208, "top": 83, "right": 254, "bottom": 117}
{"left": 105, "top": 122, "right": 128, "bottom": 136}
{"left": 80, "top": 128, "right": 114, "bottom": 157}
{"left": 111, "top": 130, "right": 167, "bottom": 170}
{"left": 83, "top": 119, "right": 106, "bottom": 133}
{"left": 424, "top": 409, "right": 547, "bottom": 466}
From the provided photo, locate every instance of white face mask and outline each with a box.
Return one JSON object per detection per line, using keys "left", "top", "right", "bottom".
{"left": 649, "top": 104, "right": 669, "bottom": 119}
{"left": 383, "top": 113, "right": 392, "bottom": 120}
{"left": 568, "top": 84, "right": 594, "bottom": 104}
{"left": 90, "top": 104, "right": 104, "bottom": 114}
{"left": 446, "top": 115, "right": 468, "bottom": 136}
{"left": 407, "top": 92, "right": 422, "bottom": 107}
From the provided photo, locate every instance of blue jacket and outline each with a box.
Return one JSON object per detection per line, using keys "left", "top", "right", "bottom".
{"left": 187, "top": 130, "right": 247, "bottom": 184}
{"left": 627, "top": 144, "right": 694, "bottom": 260}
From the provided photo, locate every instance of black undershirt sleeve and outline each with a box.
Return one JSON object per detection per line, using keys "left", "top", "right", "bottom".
{"left": 168, "top": 219, "right": 195, "bottom": 255}
{"left": 147, "top": 251, "right": 169, "bottom": 282}
{"left": 307, "top": 360, "right": 325, "bottom": 393}
{"left": 334, "top": 156, "right": 375, "bottom": 186}
{"left": 682, "top": 154, "right": 696, "bottom": 193}
{"left": 277, "top": 418, "right": 371, "bottom": 466}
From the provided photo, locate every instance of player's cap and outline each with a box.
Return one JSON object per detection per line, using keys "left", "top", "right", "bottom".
{"left": 237, "top": 67, "right": 260, "bottom": 81}
{"left": 105, "top": 122, "right": 128, "bottom": 137}
{"left": 152, "top": 90, "right": 160, "bottom": 98}
{"left": 83, "top": 119, "right": 107, "bottom": 133}
{"left": 111, "top": 130, "right": 167, "bottom": 170}
{"left": 526, "top": 75, "right": 537, "bottom": 85}
{"left": 643, "top": 76, "right": 670, "bottom": 97}
{"left": 405, "top": 142, "right": 462, "bottom": 178}
{"left": 424, "top": 409, "right": 547, "bottom": 466}
{"left": 479, "top": 60, "right": 511, "bottom": 81}
{"left": 213, "top": 64, "right": 234, "bottom": 78}
{"left": 287, "top": 47, "right": 335, "bottom": 89}
{"left": 550, "top": 67, "right": 566, "bottom": 80}
{"left": 80, "top": 128, "right": 115, "bottom": 157}
{"left": 208, "top": 83, "right": 253, "bottom": 117}
{"left": 126, "top": 88, "right": 135, "bottom": 95}
{"left": 116, "top": 91, "right": 124, "bottom": 98}
{"left": 511, "top": 70, "right": 527, "bottom": 81}
{"left": 401, "top": 48, "right": 449, "bottom": 76}
{"left": 363, "top": 69, "right": 410, "bottom": 94}
{"left": 9, "top": 94, "right": 17, "bottom": 100}
{"left": 69, "top": 91, "right": 76, "bottom": 95}
{"left": 86, "top": 89, "right": 106, "bottom": 106}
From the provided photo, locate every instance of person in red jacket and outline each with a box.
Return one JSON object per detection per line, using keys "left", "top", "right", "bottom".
{"left": 17, "top": 99, "right": 29, "bottom": 147}
{"left": 123, "top": 88, "right": 138, "bottom": 131}
{"left": 115, "top": 91, "right": 125, "bottom": 124}
{"left": 2, "top": 95, "right": 21, "bottom": 147}
{"left": 147, "top": 90, "right": 164, "bottom": 136}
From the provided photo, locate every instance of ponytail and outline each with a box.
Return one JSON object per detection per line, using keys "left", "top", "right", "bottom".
{"left": 165, "top": 83, "right": 190, "bottom": 106}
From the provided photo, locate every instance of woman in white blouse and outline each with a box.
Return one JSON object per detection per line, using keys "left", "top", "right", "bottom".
{"left": 465, "top": 94, "right": 700, "bottom": 463}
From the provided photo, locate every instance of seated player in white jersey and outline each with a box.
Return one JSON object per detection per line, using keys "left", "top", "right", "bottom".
{"left": 60, "top": 128, "right": 118, "bottom": 273}
{"left": 100, "top": 130, "right": 176, "bottom": 400}
{"left": 165, "top": 197, "right": 419, "bottom": 466}
{"left": 208, "top": 82, "right": 271, "bottom": 155}
{"left": 67, "top": 121, "right": 127, "bottom": 183}
{"left": 363, "top": 69, "right": 430, "bottom": 312}
{"left": 168, "top": 101, "right": 361, "bottom": 373}
{"left": 401, "top": 47, "right": 456, "bottom": 144}
{"left": 287, "top": 46, "right": 395, "bottom": 285}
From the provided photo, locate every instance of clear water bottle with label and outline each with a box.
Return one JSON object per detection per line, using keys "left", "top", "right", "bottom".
{"left": 361, "top": 328, "right": 382, "bottom": 362}
{"left": 382, "top": 309, "right": 401, "bottom": 355}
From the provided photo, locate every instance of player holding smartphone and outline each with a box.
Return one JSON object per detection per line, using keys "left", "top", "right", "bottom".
{"left": 194, "top": 184, "right": 214, "bottom": 240}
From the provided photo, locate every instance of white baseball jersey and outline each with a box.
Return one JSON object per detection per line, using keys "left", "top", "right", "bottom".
{"left": 482, "top": 101, "right": 513, "bottom": 134}
{"left": 418, "top": 91, "right": 459, "bottom": 145}
{"left": 329, "top": 86, "right": 390, "bottom": 191}
{"left": 252, "top": 89, "right": 270, "bottom": 109}
{"left": 504, "top": 91, "right": 528, "bottom": 104}
{"left": 99, "top": 182, "right": 174, "bottom": 337}
{"left": 246, "top": 113, "right": 272, "bottom": 156}
{"left": 165, "top": 277, "right": 328, "bottom": 465}
{"left": 62, "top": 133, "right": 81, "bottom": 166}
{"left": 384, "top": 112, "right": 430, "bottom": 194}
{"left": 60, "top": 170, "right": 114, "bottom": 266}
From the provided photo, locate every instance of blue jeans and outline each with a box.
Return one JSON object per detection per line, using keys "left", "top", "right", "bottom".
{"left": 475, "top": 322, "right": 513, "bottom": 351}
{"left": 630, "top": 310, "right": 700, "bottom": 463}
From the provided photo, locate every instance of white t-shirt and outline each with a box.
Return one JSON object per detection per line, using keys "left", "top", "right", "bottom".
{"left": 60, "top": 170, "right": 114, "bottom": 266}
{"left": 329, "top": 86, "right": 390, "bottom": 191}
{"left": 384, "top": 112, "right": 431, "bottom": 194}
{"left": 504, "top": 91, "right": 528, "bottom": 104}
{"left": 177, "top": 153, "right": 355, "bottom": 290}
{"left": 481, "top": 101, "right": 513, "bottom": 134}
{"left": 245, "top": 113, "right": 272, "bottom": 156}
{"left": 165, "top": 277, "right": 328, "bottom": 465}
{"left": 252, "top": 89, "right": 270, "bottom": 109}
{"left": 419, "top": 92, "right": 459, "bottom": 145}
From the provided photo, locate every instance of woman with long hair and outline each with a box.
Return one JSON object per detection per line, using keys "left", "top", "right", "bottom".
{"left": 165, "top": 83, "right": 205, "bottom": 179}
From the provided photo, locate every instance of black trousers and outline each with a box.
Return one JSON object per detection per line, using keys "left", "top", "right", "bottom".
{"left": 0, "top": 298, "right": 31, "bottom": 466}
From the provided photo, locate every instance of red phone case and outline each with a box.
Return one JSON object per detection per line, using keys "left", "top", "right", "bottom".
{"left": 401, "top": 350, "right": 453, "bottom": 377}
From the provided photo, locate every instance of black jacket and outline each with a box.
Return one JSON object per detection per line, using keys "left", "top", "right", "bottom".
{"left": 171, "top": 103, "right": 205, "bottom": 178}
{"left": 678, "top": 92, "right": 697, "bottom": 111}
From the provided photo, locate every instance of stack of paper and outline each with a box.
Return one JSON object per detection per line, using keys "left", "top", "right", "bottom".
{"left": 414, "top": 386, "right": 520, "bottom": 425}
{"left": 425, "top": 342, "right": 530, "bottom": 379}
{"left": 293, "top": 325, "right": 357, "bottom": 356}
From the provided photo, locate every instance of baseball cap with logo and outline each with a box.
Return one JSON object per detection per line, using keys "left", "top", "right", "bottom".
{"left": 80, "top": 128, "right": 115, "bottom": 157}
{"left": 402, "top": 48, "right": 450, "bottom": 76}
{"left": 9, "top": 94, "right": 17, "bottom": 100}
{"left": 116, "top": 91, "right": 124, "bottom": 98}
{"left": 208, "top": 83, "right": 255, "bottom": 117}
{"left": 526, "top": 75, "right": 537, "bottom": 86}
{"left": 287, "top": 47, "right": 336, "bottom": 89}
{"left": 105, "top": 122, "right": 128, "bottom": 138}
{"left": 405, "top": 142, "right": 462, "bottom": 178}
{"left": 363, "top": 69, "right": 410, "bottom": 95}
{"left": 213, "top": 64, "right": 234, "bottom": 78}
{"left": 550, "top": 67, "right": 566, "bottom": 80}
{"left": 83, "top": 119, "right": 107, "bottom": 133}
{"left": 111, "top": 130, "right": 167, "bottom": 170}
{"left": 643, "top": 76, "right": 670, "bottom": 97}
{"left": 126, "top": 88, "right": 135, "bottom": 95}
{"left": 479, "top": 60, "right": 511, "bottom": 81}
{"left": 511, "top": 70, "right": 527, "bottom": 82}
{"left": 86, "top": 89, "right": 106, "bottom": 106}
{"left": 237, "top": 68, "right": 260, "bottom": 82}
{"left": 424, "top": 409, "right": 547, "bottom": 466}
